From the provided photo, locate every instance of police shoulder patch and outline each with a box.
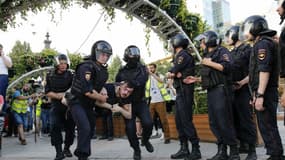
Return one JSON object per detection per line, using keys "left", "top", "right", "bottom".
{"left": 178, "top": 56, "right": 184, "bottom": 64}
{"left": 222, "top": 54, "right": 230, "bottom": 62}
{"left": 258, "top": 49, "right": 266, "bottom": 60}
{"left": 85, "top": 72, "right": 91, "bottom": 81}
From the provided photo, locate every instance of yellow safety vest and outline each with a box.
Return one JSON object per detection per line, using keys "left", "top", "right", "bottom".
{"left": 12, "top": 96, "right": 28, "bottom": 114}
{"left": 145, "top": 76, "right": 171, "bottom": 101}
{"left": 36, "top": 99, "right": 42, "bottom": 117}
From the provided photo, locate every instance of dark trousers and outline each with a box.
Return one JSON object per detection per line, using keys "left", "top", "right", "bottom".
{"left": 207, "top": 86, "right": 237, "bottom": 145}
{"left": 50, "top": 105, "right": 75, "bottom": 147}
{"left": 99, "top": 109, "right": 113, "bottom": 137}
{"left": 124, "top": 100, "right": 153, "bottom": 151}
{"left": 175, "top": 86, "right": 199, "bottom": 145}
{"left": 0, "top": 75, "right": 8, "bottom": 112}
{"left": 232, "top": 86, "right": 256, "bottom": 144}
{"left": 5, "top": 108, "right": 17, "bottom": 136}
{"left": 70, "top": 103, "right": 95, "bottom": 158}
{"left": 255, "top": 88, "right": 283, "bottom": 156}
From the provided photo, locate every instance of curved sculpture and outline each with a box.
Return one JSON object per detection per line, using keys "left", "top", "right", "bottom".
{"left": 95, "top": 0, "right": 202, "bottom": 61}
{"left": 7, "top": 66, "right": 53, "bottom": 90}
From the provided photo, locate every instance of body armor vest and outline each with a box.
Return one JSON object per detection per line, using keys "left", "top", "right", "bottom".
{"left": 231, "top": 43, "right": 251, "bottom": 82}
{"left": 71, "top": 60, "right": 108, "bottom": 98}
{"left": 117, "top": 63, "right": 147, "bottom": 102}
{"left": 249, "top": 36, "right": 279, "bottom": 91}
{"left": 46, "top": 70, "right": 73, "bottom": 93}
{"left": 173, "top": 50, "right": 195, "bottom": 89}
{"left": 201, "top": 47, "right": 228, "bottom": 89}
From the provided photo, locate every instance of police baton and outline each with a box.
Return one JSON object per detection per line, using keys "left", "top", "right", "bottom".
{"left": 247, "top": 84, "right": 255, "bottom": 114}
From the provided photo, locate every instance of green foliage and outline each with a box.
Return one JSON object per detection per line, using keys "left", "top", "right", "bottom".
{"left": 108, "top": 55, "right": 122, "bottom": 82}
{"left": 38, "top": 48, "right": 57, "bottom": 67}
{"left": 156, "top": 60, "right": 172, "bottom": 75}
{"left": 68, "top": 53, "right": 83, "bottom": 71}
{"left": 9, "top": 40, "right": 34, "bottom": 79}
{"left": 193, "top": 90, "right": 208, "bottom": 114}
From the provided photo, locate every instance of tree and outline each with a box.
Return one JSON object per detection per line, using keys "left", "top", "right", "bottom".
{"left": 9, "top": 40, "right": 34, "bottom": 79}
{"left": 108, "top": 55, "right": 122, "bottom": 82}
{"left": 68, "top": 53, "right": 83, "bottom": 70}
{"left": 38, "top": 48, "right": 57, "bottom": 67}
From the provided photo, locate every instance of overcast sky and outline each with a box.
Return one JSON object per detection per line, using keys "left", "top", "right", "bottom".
{"left": 228, "top": 0, "right": 280, "bottom": 30}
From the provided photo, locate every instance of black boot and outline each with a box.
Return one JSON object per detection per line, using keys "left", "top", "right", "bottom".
{"left": 228, "top": 145, "right": 240, "bottom": 160}
{"left": 133, "top": 149, "right": 141, "bottom": 160}
{"left": 207, "top": 144, "right": 228, "bottom": 160}
{"left": 63, "top": 145, "right": 73, "bottom": 157}
{"left": 142, "top": 139, "right": 154, "bottom": 153}
{"left": 245, "top": 144, "right": 257, "bottom": 160}
{"left": 184, "top": 144, "right": 202, "bottom": 160}
{"left": 171, "top": 140, "right": 190, "bottom": 159}
{"left": 54, "top": 145, "right": 65, "bottom": 160}
{"left": 239, "top": 142, "right": 249, "bottom": 154}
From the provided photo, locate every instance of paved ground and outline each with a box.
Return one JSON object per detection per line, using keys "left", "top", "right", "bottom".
{"left": 0, "top": 121, "right": 284, "bottom": 160}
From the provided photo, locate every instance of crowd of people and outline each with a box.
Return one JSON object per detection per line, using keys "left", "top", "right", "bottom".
{"left": 2, "top": 2, "right": 285, "bottom": 160}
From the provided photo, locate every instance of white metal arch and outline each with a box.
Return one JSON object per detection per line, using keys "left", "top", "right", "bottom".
{"left": 95, "top": 0, "right": 202, "bottom": 61}
{"left": 7, "top": 66, "right": 53, "bottom": 90}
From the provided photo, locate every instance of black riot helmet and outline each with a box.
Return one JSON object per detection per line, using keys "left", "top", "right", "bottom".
{"left": 225, "top": 25, "right": 239, "bottom": 45}
{"left": 170, "top": 33, "right": 189, "bottom": 49}
{"left": 91, "top": 40, "right": 112, "bottom": 63}
{"left": 123, "top": 45, "right": 140, "bottom": 64}
{"left": 239, "top": 15, "right": 268, "bottom": 41}
{"left": 54, "top": 53, "right": 70, "bottom": 69}
{"left": 195, "top": 30, "right": 219, "bottom": 48}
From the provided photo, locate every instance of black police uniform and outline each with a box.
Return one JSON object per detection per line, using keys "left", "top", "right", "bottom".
{"left": 70, "top": 60, "right": 108, "bottom": 159}
{"left": 115, "top": 62, "right": 153, "bottom": 154}
{"left": 230, "top": 43, "right": 257, "bottom": 146}
{"left": 169, "top": 49, "right": 200, "bottom": 147}
{"left": 201, "top": 46, "right": 237, "bottom": 146}
{"left": 45, "top": 69, "right": 75, "bottom": 154}
{"left": 249, "top": 36, "right": 283, "bottom": 157}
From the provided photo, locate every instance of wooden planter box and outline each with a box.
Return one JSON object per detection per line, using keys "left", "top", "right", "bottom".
{"left": 96, "top": 115, "right": 126, "bottom": 138}
{"left": 167, "top": 114, "right": 216, "bottom": 142}
{"left": 167, "top": 113, "right": 264, "bottom": 145}
{"left": 112, "top": 115, "right": 126, "bottom": 137}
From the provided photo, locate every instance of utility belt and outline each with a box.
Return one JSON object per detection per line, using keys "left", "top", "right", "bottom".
{"left": 207, "top": 84, "right": 224, "bottom": 91}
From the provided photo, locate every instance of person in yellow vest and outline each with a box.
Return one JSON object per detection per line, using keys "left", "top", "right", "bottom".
{"left": 146, "top": 63, "right": 171, "bottom": 144}
{"left": 33, "top": 93, "right": 42, "bottom": 135}
{"left": 11, "top": 84, "right": 33, "bottom": 145}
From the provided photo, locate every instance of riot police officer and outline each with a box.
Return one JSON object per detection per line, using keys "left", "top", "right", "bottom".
{"left": 240, "top": 15, "right": 284, "bottom": 160}
{"left": 166, "top": 33, "right": 201, "bottom": 160}
{"left": 225, "top": 26, "right": 257, "bottom": 160}
{"left": 69, "top": 40, "right": 112, "bottom": 160}
{"left": 195, "top": 30, "right": 239, "bottom": 160}
{"left": 45, "top": 54, "right": 75, "bottom": 160}
{"left": 115, "top": 45, "right": 153, "bottom": 160}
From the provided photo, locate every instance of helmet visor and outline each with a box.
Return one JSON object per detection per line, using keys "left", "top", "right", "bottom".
{"left": 239, "top": 22, "right": 252, "bottom": 41}
{"left": 224, "top": 30, "right": 235, "bottom": 45}
{"left": 128, "top": 47, "right": 140, "bottom": 57}
{"left": 55, "top": 55, "right": 70, "bottom": 66}
{"left": 194, "top": 34, "right": 206, "bottom": 49}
